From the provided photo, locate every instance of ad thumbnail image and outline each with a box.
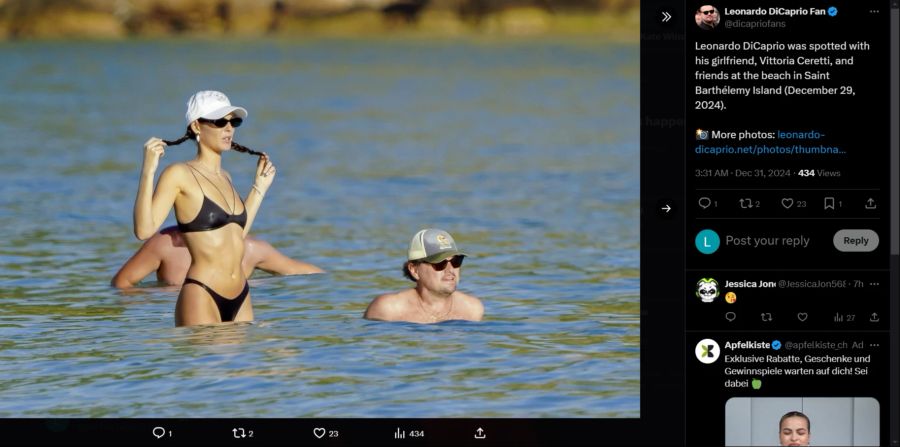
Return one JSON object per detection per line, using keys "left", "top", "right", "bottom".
{"left": 725, "top": 397, "right": 880, "bottom": 446}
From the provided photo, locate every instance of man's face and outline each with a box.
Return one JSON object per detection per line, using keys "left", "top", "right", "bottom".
{"left": 412, "top": 255, "right": 462, "bottom": 296}
{"left": 699, "top": 6, "right": 718, "bottom": 24}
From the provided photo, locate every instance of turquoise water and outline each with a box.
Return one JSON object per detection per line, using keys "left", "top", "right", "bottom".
{"left": 0, "top": 38, "right": 639, "bottom": 418}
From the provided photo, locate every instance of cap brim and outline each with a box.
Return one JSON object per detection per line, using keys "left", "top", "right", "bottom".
{"left": 419, "top": 251, "right": 467, "bottom": 263}
{"left": 201, "top": 106, "right": 248, "bottom": 120}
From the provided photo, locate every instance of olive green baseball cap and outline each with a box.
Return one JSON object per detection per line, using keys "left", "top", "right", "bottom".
{"left": 407, "top": 228, "right": 468, "bottom": 263}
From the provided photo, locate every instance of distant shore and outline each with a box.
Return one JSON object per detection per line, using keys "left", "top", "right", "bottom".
{"left": 0, "top": 1, "right": 638, "bottom": 42}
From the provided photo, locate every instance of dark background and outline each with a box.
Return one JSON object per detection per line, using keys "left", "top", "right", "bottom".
{"left": 682, "top": 1, "right": 894, "bottom": 446}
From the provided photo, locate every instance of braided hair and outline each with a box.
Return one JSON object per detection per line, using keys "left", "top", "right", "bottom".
{"left": 163, "top": 126, "right": 264, "bottom": 156}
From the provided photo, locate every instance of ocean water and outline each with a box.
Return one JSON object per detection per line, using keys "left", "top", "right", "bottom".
{"left": 0, "top": 37, "right": 639, "bottom": 418}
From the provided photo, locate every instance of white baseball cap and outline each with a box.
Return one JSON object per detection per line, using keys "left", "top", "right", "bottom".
{"left": 407, "top": 228, "right": 468, "bottom": 263}
{"left": 185, "top": 90, "right": 248, "bottom": 125}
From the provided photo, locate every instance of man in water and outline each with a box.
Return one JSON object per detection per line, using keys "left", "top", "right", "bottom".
{"left": 364, "top": 228, "right": 483, "bottom": 323}
{"left": 112, "top": 226, "right": 323, "bottom": 288}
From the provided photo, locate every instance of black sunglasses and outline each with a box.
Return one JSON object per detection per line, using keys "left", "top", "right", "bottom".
{"left": 429, "top": 255, "right": 465, "bottom": 271}
{"left": 701, "top": 9, "right": 716, "bottom": 15}
{"left": 198, "top": 117, "right": 243, "bottom": 128}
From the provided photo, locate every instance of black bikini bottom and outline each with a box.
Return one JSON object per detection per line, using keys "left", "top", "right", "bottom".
{"left": 184, "top": 278, "right": 249, "bottom": 322}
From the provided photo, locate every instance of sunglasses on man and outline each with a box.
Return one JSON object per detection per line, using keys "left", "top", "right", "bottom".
{"left": 428, "top": 255, "right": 465, "bottom": 271}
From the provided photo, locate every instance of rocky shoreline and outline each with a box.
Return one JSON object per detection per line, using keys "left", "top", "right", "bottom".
{"left": 0, "top": 0, "right": 638, "bottom": 40}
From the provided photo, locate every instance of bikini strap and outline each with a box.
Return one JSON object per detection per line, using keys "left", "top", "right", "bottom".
{"left": 185, "top": 164, "right": 206, "bottom": 196}
{"left": 223, "top": 172, "right": 240, "bottom": 209}
{"left": 187, "top": 163, "right": 234, "bottom": 213}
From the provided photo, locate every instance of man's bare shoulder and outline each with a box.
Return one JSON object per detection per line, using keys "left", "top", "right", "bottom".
{"left": 138, "top": 230, "right": 168, "bottom": 253}
{"left": 453, "top": 291, "right": 484, "bottom": 321}
{"left": 156, "top": 226, "right": 183, "bottom": 245}
{"left": 364, "top": 290, "right": 413, "bottom": 321}
{"left": 147, "top": 227, "right": 187, "bottom": 254}
{"left": 243, "top": 236, "right": 275, "bottom": 260}
{"left": 454, "top": 291, "right": 482, "bottom": 307}
{"left": 243, "top": 235, "right": 265, "bottom": 248}
{"left": 242, "top": 236, "right": 263, "bottom": 258}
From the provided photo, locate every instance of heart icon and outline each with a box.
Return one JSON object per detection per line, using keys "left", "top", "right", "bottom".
{"left": 781, "top": 198, "right": 794, "bottom": 209}
{"left": 797, "top": 312, "right": 808, "bottom": 322}
{"left": 313, "top": 428, "right": 326, "bottom": 439}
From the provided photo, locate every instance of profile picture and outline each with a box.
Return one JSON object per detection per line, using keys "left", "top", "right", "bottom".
{"left": 725, "top": 397, "right": 880, "bottom": 446}
{"left": 694, "top": 338, "right": 720, "bottom": 364}
{"left": 695, "top": 5, "right": 721, "bottom": 30}
{"left": 696, "top": 278, "right": 719, "bottom": 303}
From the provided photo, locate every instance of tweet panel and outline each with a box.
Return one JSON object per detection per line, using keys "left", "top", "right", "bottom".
{"left": 683, "top": 1, "right": 897, "bottom": 445}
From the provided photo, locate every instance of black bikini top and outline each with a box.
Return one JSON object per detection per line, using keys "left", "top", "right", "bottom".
{"left": 177, "top": 165, "right": 247, "bottom": 233}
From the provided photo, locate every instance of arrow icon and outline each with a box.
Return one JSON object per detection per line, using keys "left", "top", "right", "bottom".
{"left": 661, "top": 11, "right": 672, "bottom": 22}
{"left": 661, "top": 204, "right": 671, "bottom": 213}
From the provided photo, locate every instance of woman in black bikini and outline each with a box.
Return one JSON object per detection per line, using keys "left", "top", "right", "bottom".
{"left": 134, "top": 90, "right": 275, "bottom": 326}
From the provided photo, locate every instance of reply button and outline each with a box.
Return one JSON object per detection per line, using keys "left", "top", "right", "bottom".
{"left": 833, "top": 229, "right": 879, "bottom": 252}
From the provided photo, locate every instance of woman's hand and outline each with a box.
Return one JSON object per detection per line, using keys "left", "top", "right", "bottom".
{"left": 142, "top": 137, "right": 166, "bottom": 174}
{"left": 253, "top": 152, "right": 276, "bottom": 193}
{"left": 134, "top": 137, "right": 177, "bottom": 240}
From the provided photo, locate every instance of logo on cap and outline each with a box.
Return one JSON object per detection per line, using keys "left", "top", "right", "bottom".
{"left": 436, "top": 234, "right": 452, "bottom": 249}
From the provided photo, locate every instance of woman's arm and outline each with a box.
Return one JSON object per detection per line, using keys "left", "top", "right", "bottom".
{"left": 242, "top": 153, "right": 276, "bottom": 238}
{"left": 133, "top": 137, "right": 181, "bottom": 240}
